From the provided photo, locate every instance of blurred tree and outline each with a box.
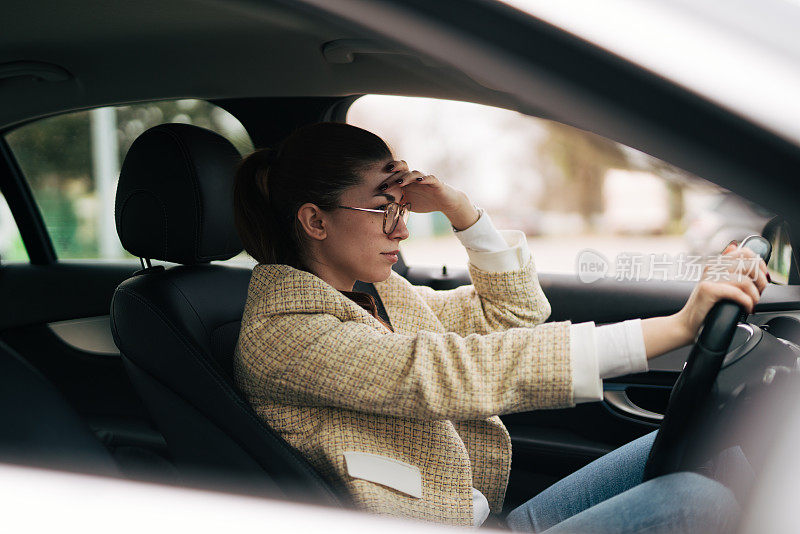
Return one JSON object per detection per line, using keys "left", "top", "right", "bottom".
{"left": 114, "top": 99, "right": 253, "bottom": 160}
{"left": 538, "top": 122, "right": 695, "bottom": 234}
{"left": 5, "top": 112, "right": 91, "bottom": 186}
{"left": 6, "top": 112, "right": 91, "bottom": 257}
{"left": 618, "top": 144, "right": 695, "bottom": 233}
{"left": 538, "top": 121, "right": 630, "bottom": 232}
{"left": 4, "top": 99, "right": 252, "bottom": 259}
{"left": 638, "top": 157, "right": 689, "bottom": 233}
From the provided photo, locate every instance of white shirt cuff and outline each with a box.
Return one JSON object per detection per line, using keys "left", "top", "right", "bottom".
{"left": 471, "top": 487, "right": 490, "bottom": 527}
{"left": 569, "top": 322, "right": 603, "bottom": 403}
{"left": 454, "top": 210, "right": 531, "bottom": 272}
{"left": 595, "top": 319, "right": 649, "bottom": 378}
{"left": 453, "top": 208, "right": 507, "bottom": 250}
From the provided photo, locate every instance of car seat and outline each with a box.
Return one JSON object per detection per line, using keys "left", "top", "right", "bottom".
{"left": 0, "top": 338, "right": 120, "bottom": 477}
{"left": 110, "top": 123, "right": 341, "bottom": 505}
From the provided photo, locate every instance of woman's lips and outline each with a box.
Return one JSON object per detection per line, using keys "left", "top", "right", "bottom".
{"left": 381, "top": 251, "right": 399, "bottom": 263}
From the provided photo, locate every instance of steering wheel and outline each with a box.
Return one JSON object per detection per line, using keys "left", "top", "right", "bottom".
{"left": 642, "top": 235, "right": 772, "bottom": 481}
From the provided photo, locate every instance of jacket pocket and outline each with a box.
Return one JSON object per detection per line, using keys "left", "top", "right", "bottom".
{"left": 343, "top": 451, "right": 422, "bottom": 498}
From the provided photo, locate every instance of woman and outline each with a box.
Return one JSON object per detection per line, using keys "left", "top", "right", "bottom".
{"left": 232, "top": 122, "right": 765, "bottom": 532}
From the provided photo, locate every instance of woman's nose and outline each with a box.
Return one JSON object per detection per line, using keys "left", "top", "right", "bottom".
{"left": 389, "top": 215, "right": 410, "bottom": 240}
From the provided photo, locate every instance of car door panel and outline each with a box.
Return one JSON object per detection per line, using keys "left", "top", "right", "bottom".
{"left": 0, "top": 261, "right": 168, "bottom": 460}
{"left": 48, "top": 315, "right": 120, "bottom": 356}
{"left": 0, "top": 263, "right": 136, "bottom": 328}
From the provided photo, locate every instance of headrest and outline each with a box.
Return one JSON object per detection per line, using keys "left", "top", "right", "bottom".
{"left": 115, "top": 123, "right": 243, "bottom": 264}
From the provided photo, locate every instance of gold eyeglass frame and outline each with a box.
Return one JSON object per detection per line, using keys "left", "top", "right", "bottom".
{"left": 338, "top": 202, "right": 411, "bottom": 234}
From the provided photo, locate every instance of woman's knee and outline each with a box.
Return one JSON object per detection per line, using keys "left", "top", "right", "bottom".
{"left": 506, "top": 502, "right": 538, "bottom": 532}
{"left": 506, "top": 471, "right": 739, "bottom": 533}
{"left": 643, "top": 472, "right": 740, "bottom": 532}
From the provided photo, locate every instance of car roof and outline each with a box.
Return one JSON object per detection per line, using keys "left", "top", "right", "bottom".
{"left": 0, "top": 0, "right": 512, "bottom": 129}
{"left": 4, "top": 0, "right": 800, "bottom": 225}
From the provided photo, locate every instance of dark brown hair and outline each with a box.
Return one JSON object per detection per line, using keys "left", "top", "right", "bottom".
{"left": 233, "top": 122, "right": 392, "bottom": 270}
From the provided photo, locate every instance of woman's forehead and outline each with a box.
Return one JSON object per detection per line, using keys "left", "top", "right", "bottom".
{"left": 349, "top": 159, "right": 395, "bottom": 199}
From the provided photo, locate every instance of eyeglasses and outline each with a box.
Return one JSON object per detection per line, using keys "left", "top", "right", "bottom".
{"left": 338, "top": 202, "right": 411, "bottom": 234}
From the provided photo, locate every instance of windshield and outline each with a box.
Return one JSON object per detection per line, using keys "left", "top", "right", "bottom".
{"left": 502, "top": 0, "right": 800, "bottom": 146}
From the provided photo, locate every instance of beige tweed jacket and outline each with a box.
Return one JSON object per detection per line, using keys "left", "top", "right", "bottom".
{"left": 233, "top": 259, "right": 574, "bottom": 525}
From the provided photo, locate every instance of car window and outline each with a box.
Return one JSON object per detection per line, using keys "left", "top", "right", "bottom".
{"left": 0, "top": 191, "right": 27, "bottom": 262}
{"left": 348, "top": 95, "right": 773, "bottom": 282}
{"left": 4, "top": 100, "right": 253, "bottom": 260}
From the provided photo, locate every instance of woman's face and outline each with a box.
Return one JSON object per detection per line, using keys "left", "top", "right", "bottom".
{"left": 313, "top": 159, "right": 410, "bottom": 289}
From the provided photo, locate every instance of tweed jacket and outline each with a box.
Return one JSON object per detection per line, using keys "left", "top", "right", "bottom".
{"left": 233, "top": 259, "right": 574, "bottom": 525}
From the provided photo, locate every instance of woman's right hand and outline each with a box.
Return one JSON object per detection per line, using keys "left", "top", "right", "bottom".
{"left": 380, "top": 160, "right": 480, "bottom": 230}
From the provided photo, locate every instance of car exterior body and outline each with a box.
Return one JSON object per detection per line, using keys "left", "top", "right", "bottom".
{"left": 1, "top": 0, "right": 800, "bottom": 531}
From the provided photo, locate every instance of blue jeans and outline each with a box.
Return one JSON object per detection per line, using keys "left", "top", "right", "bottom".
{"left": 505, "top": 432, "right": 747, "bottom": 533}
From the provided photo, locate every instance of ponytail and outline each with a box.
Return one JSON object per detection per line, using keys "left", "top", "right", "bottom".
{"left": 233, "top": 149, "right": 295, "bottom": 266}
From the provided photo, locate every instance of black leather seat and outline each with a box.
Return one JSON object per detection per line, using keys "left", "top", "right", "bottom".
{"left": 0, "top": 338, "right": 119, "bottom": 477}
{"left": 110, "top": 123, "right": 341, "bottom": 504}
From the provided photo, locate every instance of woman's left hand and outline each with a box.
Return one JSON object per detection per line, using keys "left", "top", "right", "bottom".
{"left": 640, "top": 242, "right": 769, "bottom": 359}
{"left": 674, "top": 242, "right": 769, "bottom": 344}
{"left": 380, "top": 160, "right": 479, "bottom": 230}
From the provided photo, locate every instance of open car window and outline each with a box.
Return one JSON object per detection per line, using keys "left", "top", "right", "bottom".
{"left": 348, "top": 95, "right": 777, "bottom": 282}
{"left": 4, "top": 100, "right": 253, "bottom": 261}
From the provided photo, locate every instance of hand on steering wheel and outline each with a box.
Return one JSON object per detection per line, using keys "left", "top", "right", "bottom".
{"left": 673, "top": 242, "right": 769, "bottom": 344}
{"left": 643, "top": 236, "right": 771, "bottom": 481}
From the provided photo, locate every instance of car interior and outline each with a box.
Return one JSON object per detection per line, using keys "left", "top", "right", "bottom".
{"left": 3, "top": 0, "right": 800, "bottom": 523}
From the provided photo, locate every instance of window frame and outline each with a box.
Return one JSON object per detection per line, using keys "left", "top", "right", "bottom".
{"left": 0, "top": 99, "right": 257, "bottom": 264}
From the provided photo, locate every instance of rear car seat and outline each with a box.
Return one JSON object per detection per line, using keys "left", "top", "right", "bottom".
{"left": 0, "top": 338, "right": 120, "bottom": 476}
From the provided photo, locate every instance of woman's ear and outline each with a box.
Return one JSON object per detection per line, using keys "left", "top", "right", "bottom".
{"left": 297, "top": 203, "right": 328, "bottom": 241}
